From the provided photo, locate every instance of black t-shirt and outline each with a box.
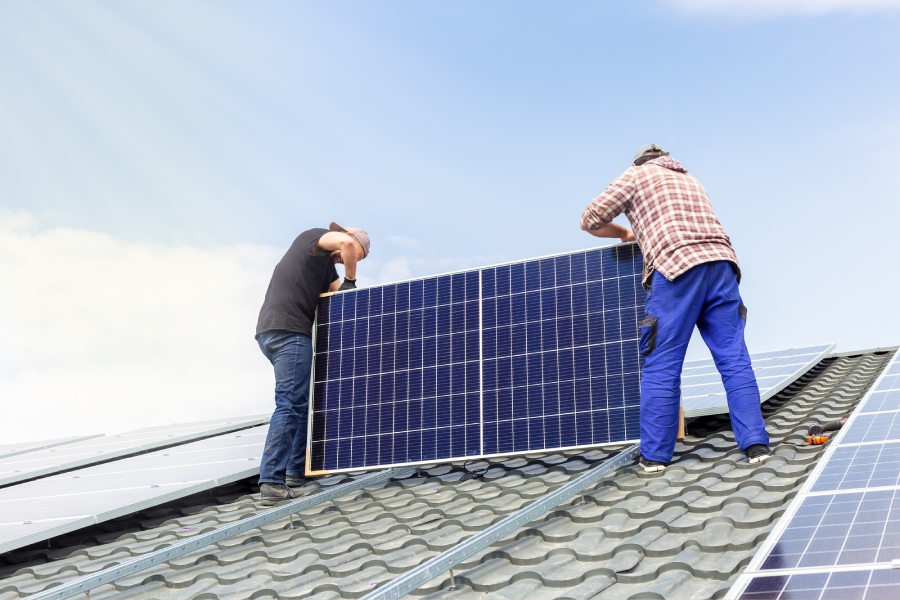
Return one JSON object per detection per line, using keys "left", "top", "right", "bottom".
{"left": 256, "top": 228, "right": 339, "bottom": 338}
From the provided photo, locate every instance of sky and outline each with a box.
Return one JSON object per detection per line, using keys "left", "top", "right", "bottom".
{"left": 0, "top": 1, "right": 898, "bottom": 444}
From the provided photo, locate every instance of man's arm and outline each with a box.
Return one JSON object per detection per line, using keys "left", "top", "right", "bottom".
{"left": 579, "top": 169, "right": 636, "bottom": 242}
{"left": 316, "top": 231, "right": 359, "bottom": 280}
{"left": 328, "top": 277, "right": 342, "bottom": 293}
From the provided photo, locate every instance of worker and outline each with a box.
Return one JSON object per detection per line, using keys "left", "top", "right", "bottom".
{"left": 579, "top": 144, "right": 771, "bottom": 473}
{"left": 255, "top": 222, "right": 370, "bottom": 505}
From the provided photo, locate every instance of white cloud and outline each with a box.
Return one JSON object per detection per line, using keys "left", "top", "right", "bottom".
{"left": 387, "top": 235, "right": 420, "bottom": 249}
{"left": 0, "top": 212, "right": 282, "bottom": 444}
{"left": 664, "top": 0, "right": 900, "bottom": 17}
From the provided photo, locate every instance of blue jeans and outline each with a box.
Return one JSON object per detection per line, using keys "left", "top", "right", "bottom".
{"left": 639, "top": 261, "right": 769, "bottom": 463}
{"left": 257, "top": 330, "right": 312, "bottom": 484}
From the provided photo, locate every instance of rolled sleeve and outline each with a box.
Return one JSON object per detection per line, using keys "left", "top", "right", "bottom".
{"left": 579, "top": 169, "right": 635, "bottom": 231}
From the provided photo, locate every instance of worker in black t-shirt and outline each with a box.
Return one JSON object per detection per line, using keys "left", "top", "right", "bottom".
{"left": 255, "top": 222, "right": 370, "bottom": 505}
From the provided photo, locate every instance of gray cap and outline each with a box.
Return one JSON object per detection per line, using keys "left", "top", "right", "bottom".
{"left": 329, "top": 222, "right": 370, "bottom": 258}
{"left": 633, "top": 143, "right": 669, "bottom": 162}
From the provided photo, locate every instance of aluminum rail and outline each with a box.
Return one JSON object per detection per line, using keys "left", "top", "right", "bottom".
{"left": 29, "top": 466, "right": 415, "bottom": 600}
{"left": 363, "top": 443, "right": 641, "bottom": 600}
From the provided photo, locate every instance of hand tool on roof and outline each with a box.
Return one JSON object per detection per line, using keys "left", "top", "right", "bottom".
{"left": 807, "top": 417, "right": 847, "bottom": 445}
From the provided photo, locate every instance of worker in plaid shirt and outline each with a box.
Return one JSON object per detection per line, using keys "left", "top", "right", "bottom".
{"left": 580, "top": 144, "right": 771, "bottom": 472}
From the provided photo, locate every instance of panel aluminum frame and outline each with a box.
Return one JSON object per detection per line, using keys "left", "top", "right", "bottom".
{"left": 0, "top": 435, "right": 103, "bottom": 461}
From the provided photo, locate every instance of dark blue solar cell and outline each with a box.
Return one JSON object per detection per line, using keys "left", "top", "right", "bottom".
{"left": 423, "top": 307, "right": 437, "bottom": 337}
{"left": 484, "top": 423, "right": 497, "bottom": 455}
{"left": 604, "top": 311, "right": 621, "bottom": 342}
{"left": 541, "top": 320, "right": 557, "bottom": 351}
{"left": 525, "top": 322, "right": 542, "bottom": 353}
{"left": 367, "top": 318, "right": 382, "bottom": 347}
{"left": 395, "top": 371, "right": 409, "bottom": 401}
{"left": 408, "top": 399, "right": 422, "bottom": 429}
{"left": 465, "top": 301, "right": 479, "bottom": 330}
{"left": 437, "top": 305, "right": 451, "bottom": 335}
{"left": 511, "top": 294, "right": 526, "bottom": 324}
{"left": 592, "top": 410, "right": 610, "bottom": 443}
{"left": 483, "top": 298, "right": 497, "bottom": 329}
{"left": 409, "top": 368, "right": 423, "bottom": 397}
{"left": 422, "top": 429, "right": 436, "bottom": 460}
{"left": 343, "top": 293, "right": 357, "bottom": 321}
{"left": 556, "top": 288, "right": 572, "bottom": 318}
{"left": 541, "top": 289, "right": 556, "bottom": 320}
{"left": 352, "top": 407, "right": 366, "bottom": 437}
{"left": 356, "top": 290, "right": 370, "bottom": 318}
{"left": 496, "top": 265, "right": 511, "bottom": 296}
{"left": 327, "top": 322, "right": 342, "bottom": 351}
{"left": 328, "top": 294, "right": 343, "bottom": 321}
{"left": 511, "top": 419, "right": 528, "bottom": 451}
{"left": 393, "top": 432, "right": 407, "bottom": 464}
{"left": 482, "top": 268, "right": 496, "bottom": 299}
{"left": 451, "top": 273, "right": 466, "bottom": 303}
{"left": 422, "top": 398, "right": 437, "bottom": 429}
{"left": 571, "top": 253, "right": 586, "bottom": 284}
{"left": 601, "top": 248, "right": 618, "bottom": 279}
{"left": 437, "top": 427, "right": 451, "bottom": 458}
{"left": 525, "top": 261, "right": 540, "bottom": 291}
{"left": 395, "top": 313, "right": 409, "bottom": 340}
{"left": 557, "top": 318, "right": 574, "bottom": 350}
{"left": 576, "top": 412, "right": 592, "bottom": 445}
{"left": 602, "top": 279, "right": 620, "bottom": 309}
{"left": 510, "top": 263, "right": 526, "bottom": 293}
{"left": 496, "top": 296, "right": 511, "bottom": 327}
{"left": 540, "top": 258, "right": 555, "bottom": 289}
{"left": 450, "top": 309, "right": 471, "bottom": 341}
{"left": 318, "top": 297, "right": 331, "bottom": 325}
{"left": 620, "top": 309, "right": 638, "bottom": 339}
{"left": 544, "top": 416, "right": 560, "bottom": 448}
{"left": 498, "top": 388, "right": 512, "bottom": 420}
{"left": 587, "top": 281, "right": 603, "bottom": 313}
{"left": 466, "top": 271, "right": 479, "bottom": 301}
{"left": 544, "top": 383, "right": 560, "bottom": 414}
{"left": 560, "top": 413, "right": 576, "bottom": 445}
{"left": 525, "top": 291, "right": 541, "bottom": 322}
{"left": 368, "top": 288, "right": 383, "bottom": 316}
{"left": 437, "top": 276, "right": 451, "bottom": 305}
{"left": 511, "top": 324, "right": 527, "bottom": 353}
{"left": 410, "top": 280, "right": 424, "bottom": 310}
{"left": 355, "top": 319, "right": 368, "bottom": 345}
{"left": 585, "top": 250, "right": 602, "bottom": 281}
{"left": 314, "top": 353, "right": 329, "bottom": 382}
{"left": 555, "top": 255, "right": 571, "bottom": 287}
{"left": 382, "top": 314, "right": 395, "bottom": 342}
{"left": 449, "top": 333, "right": 464, "bottom": 363}
{"left": 424, "top": 278, "right": 438, "bottom": 308}
{"left": 396, "top": 340, "right": 409, "bottom": 371}
{"left": 452, "top": 426, "right": 466, "bottom": 455}
{"left": 354, "top": 347, "right": 367, "bottom": 377}
{"left": 409, "top": 311, "right": 423, "bottom": 339}
{"left": 483, "top": 329, "right": 497, "bottom": 360}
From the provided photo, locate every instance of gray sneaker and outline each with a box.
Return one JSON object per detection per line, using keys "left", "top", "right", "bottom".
{"left": 285, "top": 475, "right": 305, "bottom": 488}
{"left": 260, "top": 483, "right": 301, "bottom": 506}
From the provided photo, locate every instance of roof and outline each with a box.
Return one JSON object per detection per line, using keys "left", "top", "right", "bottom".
{"left": 0, "top": 350, "right": 892, "bottom": 600}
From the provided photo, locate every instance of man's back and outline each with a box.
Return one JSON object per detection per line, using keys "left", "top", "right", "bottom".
{"left": 580, "top": 156, "right": 738, "bottom": 284}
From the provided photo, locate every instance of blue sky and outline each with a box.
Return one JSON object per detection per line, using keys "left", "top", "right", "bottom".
{"left": 0, "top": 1, "right": 898, "bottom": 441}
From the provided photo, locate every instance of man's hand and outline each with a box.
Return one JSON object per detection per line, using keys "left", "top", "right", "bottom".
{"left": 584, "top": 222, "right": 635, "bottom": 243}
{"left": 338, "top": 278, "right": 357, "bottom": 291}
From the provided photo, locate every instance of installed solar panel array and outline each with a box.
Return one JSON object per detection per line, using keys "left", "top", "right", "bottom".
{"left": 682, "top": 344, "right": 834, "bottom": 418}
{"left": 307, "top": 244, "right": 645, "bottom": 475}
{"left": 727, "top": 350, "right": 900, "bottom": 599}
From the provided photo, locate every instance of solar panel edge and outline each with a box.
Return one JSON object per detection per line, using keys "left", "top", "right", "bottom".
{"left": 725, "top": 350, "right": 900, "bottom": 599}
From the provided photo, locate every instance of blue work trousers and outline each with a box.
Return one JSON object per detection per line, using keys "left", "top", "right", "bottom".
{"left": 639, "top": 261, "right": 769, "bottom": 463}
{"left": 257, "top": 330, "right": 312, "bottom": 484}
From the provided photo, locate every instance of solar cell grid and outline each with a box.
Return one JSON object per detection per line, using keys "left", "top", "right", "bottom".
{"left": 760, "top": 490, "right": 900, "bottom": 571}
{"left": 811, "top": 442, "right": 900, "bottom": 492}
{"left": 738, "top": 569, "right": 900, "bottom": 600}
{"left": 308, "top": 244, "right": 645, "bottom": 474}
{"left": 861, "top": 391, "right": 900, "bottom": 414}
{"left": 877, "top": 374, "right": 900, "bottom": 392}
{"left": 841, "top": 412, "right": 900, "bottom": 445}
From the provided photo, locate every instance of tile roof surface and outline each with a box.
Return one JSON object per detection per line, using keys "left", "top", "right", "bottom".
{"left": 0, "top": 350, "right": 892, "bottom": 600}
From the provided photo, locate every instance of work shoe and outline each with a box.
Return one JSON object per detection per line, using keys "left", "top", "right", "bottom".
{"left": 746, "top": 444, "right": 774, "bottom": 464}
{"left": 640, "top": 457, "right": 667, "bottom": 473}
{"left": 260, "top": 483, "right": 302, "bottom": 506}
{"left": 285, "top": 475, "right": 305, "bottom": 488}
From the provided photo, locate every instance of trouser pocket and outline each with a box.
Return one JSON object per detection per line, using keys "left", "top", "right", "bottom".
{"left": 738, "top": 303, "right": 747, "bottom": 323}
{"left": 639, "top": 316, "right": 658, "bottom": 356}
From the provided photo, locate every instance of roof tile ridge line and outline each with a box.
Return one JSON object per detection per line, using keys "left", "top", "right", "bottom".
{"left": 760, "top": 354, "right": 865, "bottom": 422}
{"left": 0, "top": 435, "right": 106, "bottom": 461}
{"left": 0, "top": 420, "right": 269, "bottom": 491}
{"left": 723, "top": 349, "right": 897, "bottom": 600}
{"left": 361, "top": 443, "right": 640, "bottom": 600}
{"left": 23, "top": 466, "right": 415, "bottom": 600}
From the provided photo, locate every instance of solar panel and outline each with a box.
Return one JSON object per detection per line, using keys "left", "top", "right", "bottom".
{"left": 840, "top": 412, "right": 900, "bottom": 445}
{"left": 0, "top": 435, "right": 103, "bottom": 461}
{"left": 737, "top": 568, "right": 900, "bottom": 600}
{"left": 812, "top": 442, "right": 900, "bottom": 492}
{"left": 0, "top": 425, "right": 267, "bottom": 555}
{"left": 726, "top": 350, "right": 900, "bottom": 600}
{"left": 682, "top": 344, "right": 834, "bottom": 418}
{"left": 0, "top": 415, "right": 268, "bottom": 487}
{"left": 307, "top": 244, "right": 645, "bottom": 475}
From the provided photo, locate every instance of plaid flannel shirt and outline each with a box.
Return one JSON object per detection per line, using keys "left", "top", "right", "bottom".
{"left": 580, "top": 156, "right": 739, "bottom": 286}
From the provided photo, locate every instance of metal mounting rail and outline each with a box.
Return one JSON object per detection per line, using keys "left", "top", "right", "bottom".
{"left": 363, "top": 443, "right": 641, "bottom": 600}
{"left": 29, "top": 467, "right": 415, "bottom": 600}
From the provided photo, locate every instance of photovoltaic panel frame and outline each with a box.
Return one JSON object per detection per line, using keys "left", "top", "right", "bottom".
{"left": 726, "top": 349, "right": 900, "bottom": 600}
{"left": 306, "top": 244, "right": 645, "bottom": 475}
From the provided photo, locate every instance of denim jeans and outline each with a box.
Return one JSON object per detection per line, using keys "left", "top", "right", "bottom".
{"left": 257, "top": 330, "right": 312, "bottom": 484}
{"left": 639, "top": 261, "right": 769, "bottom": 463}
